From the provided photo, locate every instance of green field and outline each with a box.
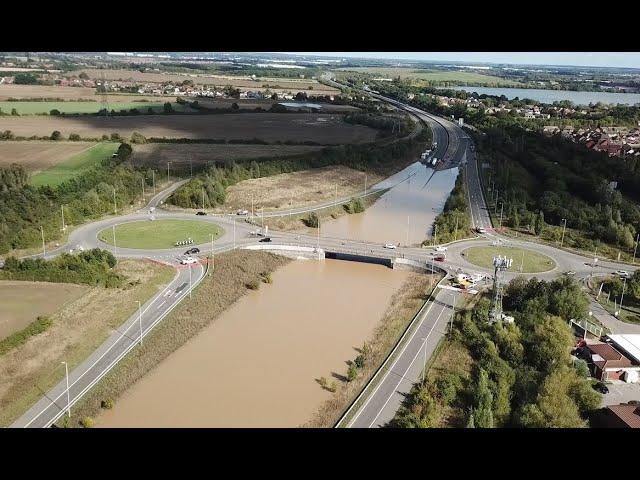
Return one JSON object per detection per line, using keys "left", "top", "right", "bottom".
{"left": 98, "top": 220, "right": 224, "bottom": 249}
{"left": 0, "top": 101, "right": 193, "bottom": 115}
{"left": 338, "top": 67, "right": 522, "bottom": 87}
{"left": 462, "top": 246, "right": 556, "bottom": 273}
{"left": 30, "top": 142, "right": 119, "bottom": 187}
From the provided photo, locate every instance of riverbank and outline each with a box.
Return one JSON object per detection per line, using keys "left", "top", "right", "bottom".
{"left": 56, "top": 250, "right": 289, "bottom": 427}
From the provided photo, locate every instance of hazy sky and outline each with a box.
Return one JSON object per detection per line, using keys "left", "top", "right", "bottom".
{"left": 284, "top": 52, "right": 640, "bottom": 69}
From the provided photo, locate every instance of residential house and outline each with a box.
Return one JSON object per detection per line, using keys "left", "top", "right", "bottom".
{"left": 591, "top": 403, "right": 640, "bottom": 428}
{"left": 584, "top": 342, "right": 637, "bottom": 381}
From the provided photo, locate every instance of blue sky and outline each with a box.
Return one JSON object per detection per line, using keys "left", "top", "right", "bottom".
{"left": 283, "top": 52, "right": 640, "bottom": 69}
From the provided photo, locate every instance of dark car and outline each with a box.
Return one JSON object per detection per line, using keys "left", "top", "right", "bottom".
{"left": 592, "top": 382, "right": 609, "bottom": 394}
{"left": 196, "top": 211, "right": 207, "bottom": 216}
{"left": 184, "top": 247, "right": 200, "bottom": 255}
{"left": 259, "top": 237, "right": 272, "bottom": 243}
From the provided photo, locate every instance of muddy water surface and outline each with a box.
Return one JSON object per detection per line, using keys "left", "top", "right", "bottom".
{"left": 97, "top": 259, "right": 409, "bottom": 427}
{"left": 321, "top": 162, "right": 458, "bottom": 245}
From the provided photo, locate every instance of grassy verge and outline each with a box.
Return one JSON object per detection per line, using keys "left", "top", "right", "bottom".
{"left": 0, "top": 259, "right": 175, "bottom": 427}
{"left": 55, "top": 250, "right": 290, "bottom": 428}
{"left": 303, "top": 270, "right": 442, "bottom": 428}
{"left": 30, "top": 143, "right": 120, "bottom": 187}
{"left": 98, "top": 219, "right": 224, "bottom": 249}
{"left": 462, "top": 245, "right": 556, "bottom": 273}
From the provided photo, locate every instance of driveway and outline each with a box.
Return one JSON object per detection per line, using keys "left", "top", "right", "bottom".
{"left": 601, "top": 381, "right": 640, "bottom": 407}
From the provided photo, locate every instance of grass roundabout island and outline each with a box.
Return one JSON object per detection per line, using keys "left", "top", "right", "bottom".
{"left": 98, "top": 219, "right": 224, "bottom": 250}
{"left": 461, "top": 245, "right": 556, "bottom": 273}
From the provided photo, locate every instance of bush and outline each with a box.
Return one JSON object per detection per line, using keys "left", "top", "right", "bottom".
{"left": 50, "top": 130, "right": 62, "bottom": 141}
{"left": 347, "top": 363, "right": 358, "bottom": 382}
{"left": 260, "top": 272, "right": 272, "bottom": 284}
{"left": 328, "top": 381, "right": 337, "bottom": 393}
{"left": 80, "top": 417, "right": 95, "bottom": 428}
{"left": 303, "top": 212, "right": 319, "bottom": 228}
{"left": 246, "top": 279, "right": 260, "bottom": 290}
{"left": 318, "top": 377, "right": 328, "bottom": 389}
{"left": 354, "top": 354, "right": 366, "bottom": 369}
{"left": 101, "top": 399, "right": 114, "bottom": 409}
{"left": 50, "top": 109, "right": 61, "bottom": 116}
{"left": 344, "top": 197, "right": 364, "bottom": 214}
{"left": 130, "top": 132, "right": 147, "bottom": 144}
{"left": 68, "top": 133, "right": 81, "bottom": 141}
{"left": 110, "top": 132, "right": 122, "bottom": 141}
{"left": 572, "top": 358, "right": 590, "bottom": 378}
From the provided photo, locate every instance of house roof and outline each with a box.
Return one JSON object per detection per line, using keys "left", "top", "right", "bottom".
{"left": 587, "top": 343, "right": 632, "bottom": 369}
{"left": 607, "top": 404, "right": 640, "bottom": 428}
{"left": 607, "top": 334, "right": 640, "bottom": 364}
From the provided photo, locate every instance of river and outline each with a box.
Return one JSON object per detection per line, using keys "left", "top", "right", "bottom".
{"left": 446, "top": 86, "right": 640, "bottom": 106}
{"left": 97, "top": 259, "right": 409, "bottom": 427}
{"left": 321, "top": 162, "right": 458, "bottom": 246}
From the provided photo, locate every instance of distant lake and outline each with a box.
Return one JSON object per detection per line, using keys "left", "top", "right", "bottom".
{"left": 445, "top": 86, "right": 640, "bottom": 106}
{"left": 279, "top": 102, "right": 322, "bottom": 109}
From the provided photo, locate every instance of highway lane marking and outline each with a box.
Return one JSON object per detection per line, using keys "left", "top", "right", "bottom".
{"left": 367, "top": 300, "right": 450, "bottom": 428}
{"left": 157, "top": 300, "right": 166, "bottom": 309}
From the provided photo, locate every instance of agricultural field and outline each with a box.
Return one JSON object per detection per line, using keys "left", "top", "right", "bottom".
{"left": 131, "top": 143, "right": 325, "bottom": 170}
{"left": 0, "top": 281, "right": 88, "bottom": 341}
{"left": 337, "top": 67, "right": 522, "bottom": 86}
{"left": 193, "top": 97, "right": 359, "bottom": 112}
{"left": 0, "top": 141, "right": 95, "bottom": 173}
{"left": 0, "top": 259, "right": 174, "bottom": 426}
{"left": 0, "top": 113, "right": 378, "bottom": 144}
{"left": 0, "top": 100, "right": 191, "bottom": 115}
{"left": 70, "top": 69, "right": 340, "bottom": 94}
{"left": 98, "top": 220, "right": 224, "bottom": 249}
{"left": 30, "top": 142, "right": 120, "bottom": 187}
{"left": 222, "top": 165, "right": 383, "bottom": 212}
{"left": 0, "top": 85, "right": 98, "bottom": 101}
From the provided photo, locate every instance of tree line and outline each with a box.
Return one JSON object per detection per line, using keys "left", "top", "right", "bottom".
{"left": 427, "top": 170, "right": 471, "bottom": 245}
{"left": 0, "top": 248, "right": 123, "bottom": 287}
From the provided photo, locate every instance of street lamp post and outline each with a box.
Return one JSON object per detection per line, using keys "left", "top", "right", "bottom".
{"left": 620, "top": 277, "right": 628, "bottom": 314}
{"left": 112, "top": 224, "right": 117, "bottom": 257}
{"left": 141, "top": 177, "right": 145, "bottom": 204}
{"left": 449, "top": 293, "right": 457, "bottom": 335}
{"left": 499, "top": 202, "right": 504, "bottom": 229}
{"left": 167, "top": 162, "right": 171, "bottom": 184}
{"left": 137, "top": 300, "right": 142, "bottom": 345}
{"left": 40, "top": 226, "right": 46, "bottom": 257}
{"left": 61, "top": 205, "right": 66, "bottom": 232}
{"left": 113, "top": 188, "right": 117, "bottom": 215}
{"left": 61, "top": 361, "right": 70, "bottom": 418}
{"left": 561, "top": 218, "right": 567, "bottom": 248}
{"left": 210, "top": 233, "right": 215, "bottom": 271}
{"left": 633, "top": 233, "right": 639, "bottom": 264}
{"left": 152, "top": 170, "right": 156, "bottom": 196}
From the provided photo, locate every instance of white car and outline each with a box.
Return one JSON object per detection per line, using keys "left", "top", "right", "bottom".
{"left": 617, "top": 270, "right": 631, "bottom": 278}
{"left": 476, "top": 227, "right": 487, "bottom": 234}
{"left": 435, "top": 246, "right": 448, "bottom": 252}
{"left": 181, "top": 256, "right": 198, "bottom": 265}
{"left": 236, "top": 209, "right": 249, "bottom": 216}
{"left": 384, "top": 243, "right": 397, "bottom": 249}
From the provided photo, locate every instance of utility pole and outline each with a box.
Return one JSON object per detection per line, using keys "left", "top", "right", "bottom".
{"left": 499, "top": 202, "right": 504, "bottom": 229}
{"left": 633, "top": 233, "right": 639, "bottom": 264}
{"left": 202, "top": 187, "right": 205, "bottom": 211}
{"left": 167, "top": 162, "right": 171, "bottom": 184}
{"left": 113, "top": 188, "right": 117, "bottom": 215}
{"left": 620, "top": 277, "right": 627, "bottom": 314}
{"left": 454, "top": 214, "right": 459, "bottom": 241}
{"left": 40, "top": 226, "right": 45, "bottom": 257}
{"left": 61, "top": 205, "right": 66, "bottom": 232}
{"left": 449, "top": 294, "right": 456, "bottom": 335}
{"left": 137, "top": 300, "right": 143, "bottom": 346}
{"left": 560, "top": 218, "right": 567, "bottom": 248}
{"left": 61, "top": 361, "right": 70, "bottom": 418}
{"left": 152, "top": 170, "right": 156, "bottom": 196}
{"left": 210, "top": 233, "right": 215, "bottom": 271}
{"left": 112, "top": 224, "right": 117, "bottom": 257}
{"left": 433, "top": 223, "right": 438, "bottom": 246}
{"left": 141, "top": 177, "right": 145, "bottom": 203}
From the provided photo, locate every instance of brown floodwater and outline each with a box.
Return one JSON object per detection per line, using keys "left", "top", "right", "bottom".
{"left": 97, "top": 259, "right": 409, "bottom": 427}
{"left": 321, "top": 162, "right": 459, "bottom": 246}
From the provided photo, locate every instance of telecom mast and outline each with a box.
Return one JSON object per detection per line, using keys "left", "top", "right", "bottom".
{"left": 490, "top": 255, "right": 513, "bottom": 322}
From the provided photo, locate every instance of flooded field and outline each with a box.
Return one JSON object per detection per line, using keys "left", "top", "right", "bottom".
{"left": 97, "top": 259, "right": 409, "bottom": 427}
{"left": 321, "top": 162, "right": 459, "bottom": 246}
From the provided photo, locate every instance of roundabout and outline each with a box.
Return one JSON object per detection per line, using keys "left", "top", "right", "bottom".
{"left": 97, "top": 219, "right": 224, "bottom": 250}
{"left": 461, "top": 245, "right": 556, "bottom": 273}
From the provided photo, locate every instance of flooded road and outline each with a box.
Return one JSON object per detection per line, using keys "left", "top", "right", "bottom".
{"left": 97, "top": 259, "right": 409, "bottom": 427}
{"left": 321, "top": 162, "right": 458, "bottom": 246}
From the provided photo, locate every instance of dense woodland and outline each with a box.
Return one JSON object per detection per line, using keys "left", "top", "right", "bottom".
{"left": 393, "top": 276, "right": 600, "bottom": 428}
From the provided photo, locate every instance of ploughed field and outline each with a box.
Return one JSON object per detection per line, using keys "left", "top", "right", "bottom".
{"left": 0, "top": 113, "right": 377, "bottom": 144}
{"left": 0, "top": 141, "right": 95, "bottom": 173}
{"left": 0, "top": 85, "right": 98, "bottom": 101}
{"left": 131, "top": 143, "right": 325, "bottom": 170}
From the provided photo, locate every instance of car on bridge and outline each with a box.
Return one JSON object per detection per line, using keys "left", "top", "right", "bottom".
{"left": 184, "top": 247, "right": 200, "bottom": 255}
{"left": 180, "top": 256, "right": 198, "bottom": 265}
{"left": 384, "top": 243, "right": 397, "bottom": 249}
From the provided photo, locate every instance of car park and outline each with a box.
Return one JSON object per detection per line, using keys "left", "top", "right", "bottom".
{"left": 180, "top": 256, "right": 198, "bottom": 265}
{"left": 184, "top": 247, "right": 200, "bottom": 255}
